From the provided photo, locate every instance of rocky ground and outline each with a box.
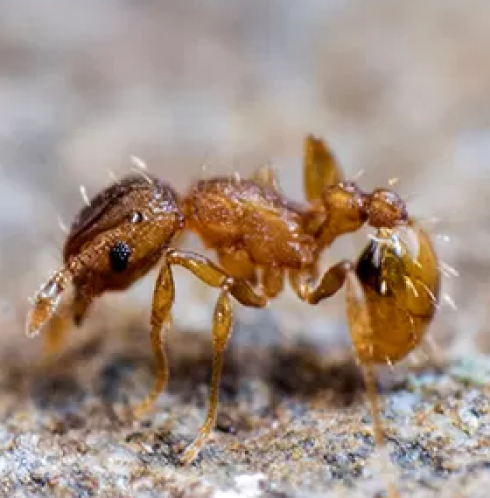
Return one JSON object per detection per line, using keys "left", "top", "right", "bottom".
{"left": 1, "top": 1, "right": 490, "bottom": 497}
{"left": 0, "top": 321, "right": 490, "bottom": 498}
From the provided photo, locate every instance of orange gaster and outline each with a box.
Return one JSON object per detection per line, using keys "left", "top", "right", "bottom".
{"left": 26, "top": 135, "right": 440, "bottom": 486}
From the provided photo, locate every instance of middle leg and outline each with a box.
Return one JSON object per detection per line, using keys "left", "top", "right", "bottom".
{"left": 180, "top": 286, "right": 233, "bottom": 464}
{"left": 166, "top": 249, "right": 268, "bottom": 463}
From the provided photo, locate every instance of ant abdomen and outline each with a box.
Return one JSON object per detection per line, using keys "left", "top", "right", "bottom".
{"left": 353, "top": 221, "right": 440, "bottom": 364}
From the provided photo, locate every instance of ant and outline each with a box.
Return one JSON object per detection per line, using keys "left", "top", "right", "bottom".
{"left": 26, "top": 135, "right": 440, "bottom": 483}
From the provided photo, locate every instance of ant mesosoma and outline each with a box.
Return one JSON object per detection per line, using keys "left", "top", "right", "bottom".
{"left": 26, "top": 135, "right": 440, "bottom": 476}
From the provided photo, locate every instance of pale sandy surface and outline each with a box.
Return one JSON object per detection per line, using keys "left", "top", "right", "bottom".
{"left": 1, "top": 1, "right": 490, "bottom": 497}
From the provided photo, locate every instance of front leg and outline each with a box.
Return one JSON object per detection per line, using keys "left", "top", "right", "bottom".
{"left": 132, "top": 260, "right": 174, "bottom": 418}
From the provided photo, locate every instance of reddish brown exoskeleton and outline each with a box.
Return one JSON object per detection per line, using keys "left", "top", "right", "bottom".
{"left": 26, "top": 135, "right": 440, "bottom": 485}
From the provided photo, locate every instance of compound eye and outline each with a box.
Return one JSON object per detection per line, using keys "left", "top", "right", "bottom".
{"left": 109, "top": 241, "right": 131, "bottom": 272}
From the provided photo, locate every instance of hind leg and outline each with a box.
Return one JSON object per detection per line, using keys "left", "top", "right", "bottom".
{"left": 290, "top": 264, "right": 399, "bottom": 498}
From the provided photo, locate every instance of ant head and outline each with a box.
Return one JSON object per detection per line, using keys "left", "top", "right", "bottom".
{"left": 26, "top": 175, "right": 185, "bottom": 339}
{"left": 64, "top": 175, "right": 184, "bottom": 289}
{"left": 366, "top": 189, "right": 408, "bottom": 229}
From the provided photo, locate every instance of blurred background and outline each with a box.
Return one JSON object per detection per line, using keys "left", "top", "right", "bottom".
{"left": 1, "top": 0, "right": 490, "bottom": 363}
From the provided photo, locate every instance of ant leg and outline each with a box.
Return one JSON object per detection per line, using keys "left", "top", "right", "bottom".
{"left": 289, "top": 262, "right": 351, "bottom": 305}
{"left": 165, "top": 249, "right": 267, "bottom": 463}
{"left": 133, "top": 261, "right": 174, "bottom": 418}
{"left": 364, "top": 366, "right": 399, "bottom": 497}
{"left": 167, "top": 249, "right": 267, "bottom": 308}
{"left": 347, "top": 308, "right": 400, "bottom": 498}
{"left": 262, "top": 266, "right": 284, "bottom": 298}
{"left": 180, "top": 287, "right": 233, "bottom": 464}
{"left": 291, "top": 264, "right": 399, "bottom": 498}
{"left": 303, "top": 135, "right": 343, "bottom": 202}
{"left": 340, "top": 270, "right": 384, "bottom": 443}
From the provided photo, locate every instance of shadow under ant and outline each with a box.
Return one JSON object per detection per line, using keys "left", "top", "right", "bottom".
{"left": 2, "top": 320, "right": 430, "bottom": 432}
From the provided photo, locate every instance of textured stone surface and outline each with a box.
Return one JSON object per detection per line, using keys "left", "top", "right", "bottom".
{"left": 1, "top": 326, "right": 490, "bottom": 498}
